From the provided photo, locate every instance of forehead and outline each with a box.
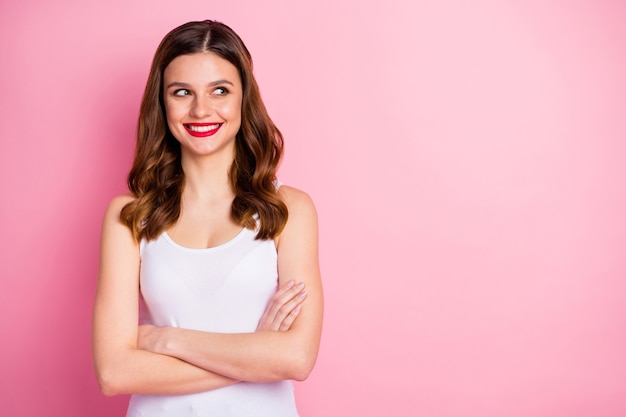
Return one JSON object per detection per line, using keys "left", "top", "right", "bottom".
{"left": 163, "top": 52, "right": 241, "bottom": 86}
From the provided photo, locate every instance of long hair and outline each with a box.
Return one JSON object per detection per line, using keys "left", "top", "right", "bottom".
{"left": 120, "top": 20, "right": 288, "bottom": 242}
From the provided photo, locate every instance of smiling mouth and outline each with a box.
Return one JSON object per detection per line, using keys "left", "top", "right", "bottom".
{"left": 184, "top": 123, "right": 223, "bottom": 137}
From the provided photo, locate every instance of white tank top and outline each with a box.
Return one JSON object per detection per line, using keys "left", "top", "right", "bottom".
{"left": 126, "top": 222, "right": 299, "bottom": 417}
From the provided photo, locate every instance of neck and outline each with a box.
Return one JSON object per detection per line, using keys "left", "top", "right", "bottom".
{"left": 180, "top": 150, "right": 235, "bottom": 203}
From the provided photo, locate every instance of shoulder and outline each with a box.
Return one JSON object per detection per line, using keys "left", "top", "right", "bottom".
{"left": 107, "top": 193, "right": 136, "bottom": 211}
{"left": 100, "top": 193, "right": 139, "bottom": 251}
{"left": 275, "top": 185, "right": 318, "bottom": 248}
{"left": 101, "top": 194, "right": 137, "bottom": 239}
{"left": 277, "top": 185, "right": 316, "bottom": 213}
{"left": 103, "top": 193, "right": 136, "bottom": 222}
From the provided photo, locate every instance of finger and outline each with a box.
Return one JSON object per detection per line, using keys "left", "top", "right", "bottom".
{"left": 272, "top": 281, "right": 301, "bottom": 305}
{"left": 256, "top": 281, "right": 307, "bottom": 331}
{"left": 279, "top": 304, "right": 302, "bottom": 331}
{"left": 273, "top": 290, "right": 307, "bottom": 330}
{"left": 264, "top": 282, "right": 306, "bottom": 324}
{"left": 260, "top": 289, "right": 306, "bottom": 332}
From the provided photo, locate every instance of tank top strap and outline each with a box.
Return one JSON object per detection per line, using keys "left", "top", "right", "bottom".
{"left": 139, "top": 237, "right": 147, "bottom": 258}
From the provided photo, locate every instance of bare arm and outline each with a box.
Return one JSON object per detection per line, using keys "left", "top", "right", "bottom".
{"left": 138, "top": 186, "right": 324, "bottom": 382}
{"left": 92, "top": 195, "right": 238, "bottom": 396}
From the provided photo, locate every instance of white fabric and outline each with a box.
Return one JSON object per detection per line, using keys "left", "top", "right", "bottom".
{"left": 126, "top": 224, "right": 299, "bottom": 417}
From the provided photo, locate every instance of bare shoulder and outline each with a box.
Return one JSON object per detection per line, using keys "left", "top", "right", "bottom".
{"left": 276, "top": 185, "right": 318, "bottom": 248}
{"left": 107, "top": 193, "right": 135, "bottom": 211}
{"left": 100, "top": 194, "right": 137, "bottom": 244}
{"left": 99, "top": 193, "right": 139, "bottom": 261}
{"left": 103, "top": 193, "right": 135, "bottom": 221}
{"left": 278, "top": 185, "right": 316, "bottom": 214}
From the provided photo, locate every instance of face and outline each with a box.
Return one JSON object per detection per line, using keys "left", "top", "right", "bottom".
{"left": 162, "top": 52, "right": 243, "bottom": 160}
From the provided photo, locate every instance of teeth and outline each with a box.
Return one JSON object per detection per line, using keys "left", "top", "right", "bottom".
{"left": 187, "top": 124, "right": 219, "bottom": 132}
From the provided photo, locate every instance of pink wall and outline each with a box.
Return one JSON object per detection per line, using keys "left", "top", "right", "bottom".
{"left": 1, "top": 0, "right": 625, "bottom": 416}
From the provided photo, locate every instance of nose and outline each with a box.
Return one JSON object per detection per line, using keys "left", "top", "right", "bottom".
{"left": 190, "top": 94, "right": 213, "bottom": 118}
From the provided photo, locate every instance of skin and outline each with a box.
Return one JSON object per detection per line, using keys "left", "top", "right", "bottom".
{"left": 92, "top": 52, "right": 323, "bottom": 395}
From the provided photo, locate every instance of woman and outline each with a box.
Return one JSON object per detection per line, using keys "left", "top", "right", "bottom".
{"left": 92, "top": 20, "right": 323, "bottom": 417}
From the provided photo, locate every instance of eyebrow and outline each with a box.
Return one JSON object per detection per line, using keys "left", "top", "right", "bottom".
{"left": 165, "top": 79, "right": 235, "bottom": 89}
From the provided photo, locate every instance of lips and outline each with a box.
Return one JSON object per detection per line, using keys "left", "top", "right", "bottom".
{"left": 184, "top": 122, "right": 223, "bottom": 137}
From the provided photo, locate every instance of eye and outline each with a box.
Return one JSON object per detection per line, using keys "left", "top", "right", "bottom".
{"left": 173, "top": 89, "right": 191, "bottom": 97}
{"left": 213, "top": 87, "right": 229, "bottom": 96}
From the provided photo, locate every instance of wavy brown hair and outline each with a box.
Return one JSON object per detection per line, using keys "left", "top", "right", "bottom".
{"left": 121, "top": 20, "right": 288, "bottom": 242}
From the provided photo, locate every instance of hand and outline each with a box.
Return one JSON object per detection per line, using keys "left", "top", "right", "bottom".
{"left": 257, "top": 280, "right": 307, "bottom": 332}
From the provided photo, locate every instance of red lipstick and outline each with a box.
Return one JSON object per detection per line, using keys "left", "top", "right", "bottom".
{"left": 184, "top": 122, "right": 222, "bottom": 137}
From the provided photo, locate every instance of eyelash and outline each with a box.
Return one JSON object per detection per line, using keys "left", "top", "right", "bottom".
{"left": 172, "top": 87, "right": 229, "bottom": 97}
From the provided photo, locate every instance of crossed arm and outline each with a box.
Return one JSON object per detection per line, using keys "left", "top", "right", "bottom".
{"left": 91, "top": 187, "right": 323, "bottom": 396}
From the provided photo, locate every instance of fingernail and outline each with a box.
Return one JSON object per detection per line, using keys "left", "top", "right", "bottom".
{"left": 286, "top": 280, "right": 295, "bottom": 287}
{"left": 298, "top": 291, "right": 308, "bottom": 299}
{"left": 296, "top": 282, "right": 305, "bottom": 290}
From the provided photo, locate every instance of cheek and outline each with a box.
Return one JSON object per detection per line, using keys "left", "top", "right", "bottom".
{"left": 164, "top": 101, "right": 181, "bottom": 121}
{"left": 163, "top": 102, "right": 185, "bottom": 140}
{"left": 217, "top": 97, "right": 242, "bottom": 120}
{"left": 164, "top": 104, "right": 191, "bottom": 137}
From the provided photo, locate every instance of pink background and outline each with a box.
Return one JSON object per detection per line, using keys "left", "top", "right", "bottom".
{"left": 1, "top": 0, "right": 625, "bottom": 416}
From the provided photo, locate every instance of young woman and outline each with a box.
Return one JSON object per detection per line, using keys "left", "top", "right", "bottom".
{"left": 92, "top": 20, "right": 323, "bottom": 417}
